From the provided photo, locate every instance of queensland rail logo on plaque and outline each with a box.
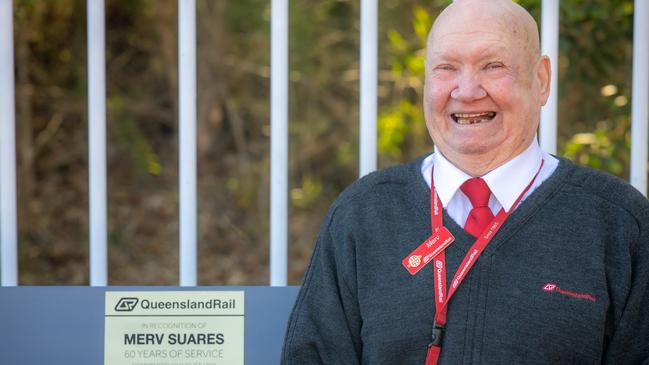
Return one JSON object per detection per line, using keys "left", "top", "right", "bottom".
{"left": 105, "top": 291, "right": 244, "bottom": 365}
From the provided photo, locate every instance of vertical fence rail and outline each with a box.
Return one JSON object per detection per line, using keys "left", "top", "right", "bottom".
{"left": 0, "top": 0, "right": 18, "bottom": 286}
{"left": 179, "top": 0, "right": 198, "bottom": 286}
{"left": 631, "top": 0, "right": 649, "bottom": 196}
{"left": 359, "top": 0, "right": 377, "bottom": 176}
{"left": 540, "top": 0, "right": 559, "bottom": 155}
{"left": 88, "top": 0, "right": 108, "bottom": 286}
{"left": 270, "top": 0, "right": 288, "bottom": 287}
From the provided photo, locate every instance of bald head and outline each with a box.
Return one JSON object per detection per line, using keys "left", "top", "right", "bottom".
{"left": 428, "top": 0, "right": 540, "bottom": 65}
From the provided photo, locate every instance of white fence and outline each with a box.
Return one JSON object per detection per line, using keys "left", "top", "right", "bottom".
{"left": 1, "top": 0, "right": 648, "bottom": 286}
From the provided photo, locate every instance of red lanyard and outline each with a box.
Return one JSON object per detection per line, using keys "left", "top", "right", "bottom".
{"left": 424, "top": 160, "right": 544, "bottom": 365}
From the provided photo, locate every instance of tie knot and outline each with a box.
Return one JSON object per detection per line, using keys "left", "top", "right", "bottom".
{"left": 460, "top": 178, "right": 491, "bottom": 207}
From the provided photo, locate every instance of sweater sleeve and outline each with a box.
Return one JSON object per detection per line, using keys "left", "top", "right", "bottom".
{"left": 281, "top": 210, "right": 362, "bottom": 365}
{"left": 603, "top": 206, "right": 649, "bottom": 364}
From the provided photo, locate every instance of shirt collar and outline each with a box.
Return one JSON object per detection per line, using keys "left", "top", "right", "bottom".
{"left": 432, "top": 139, "right": 543, "bottom": 211}
{"left": 432, "top": 148, "right": 472, "bottom": 208}
{"left": 482, "top": 140, "right": 543, "bottom": 211}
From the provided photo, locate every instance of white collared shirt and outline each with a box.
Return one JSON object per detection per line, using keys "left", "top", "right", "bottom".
{"left": 420, "top": 139, "right": 559, "bottom": 227}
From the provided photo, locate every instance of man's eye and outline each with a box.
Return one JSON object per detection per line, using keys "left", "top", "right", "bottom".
{"left": 434, "top": 64, "right": 455, "bottom": 71}
{"left": 485, "top": 62, "right": 504, "bottom": 70}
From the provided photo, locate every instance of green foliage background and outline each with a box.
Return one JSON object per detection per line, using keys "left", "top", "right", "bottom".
{"left": 7, "top": 0, "right": 641, "bottom": 284}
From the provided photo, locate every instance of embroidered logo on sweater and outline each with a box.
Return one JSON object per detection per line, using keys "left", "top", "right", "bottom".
{"left": 542, "top": 283, "right": 596, "bottom": 302}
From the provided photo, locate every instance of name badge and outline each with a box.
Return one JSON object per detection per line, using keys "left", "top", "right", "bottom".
{"left": 402, "top": 227, "right": 455, "bottom": 275}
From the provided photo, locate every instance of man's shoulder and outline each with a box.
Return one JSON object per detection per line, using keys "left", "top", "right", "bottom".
{"left": 558, "top": 157, "right": 649, "bottom": 217}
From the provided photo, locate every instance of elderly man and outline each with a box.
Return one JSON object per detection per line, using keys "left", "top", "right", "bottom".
{"left": 281, "top": 0, "right": 649, "bottom": 364}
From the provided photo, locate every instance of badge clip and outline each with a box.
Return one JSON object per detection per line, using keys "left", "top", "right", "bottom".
{"left": 429, "top": 322, "right": 445, "bottom": 347}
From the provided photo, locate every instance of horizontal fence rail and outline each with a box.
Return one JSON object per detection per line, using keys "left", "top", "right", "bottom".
{"left": 0, "top": 0, "right": 647, "bottom": 287}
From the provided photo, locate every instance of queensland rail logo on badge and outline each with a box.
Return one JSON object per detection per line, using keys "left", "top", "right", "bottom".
{"left": 408, "top": 255, "right": 422, "bottom": 268}
{"left": 104, "top": 291, "right": 244, "bottom": 365}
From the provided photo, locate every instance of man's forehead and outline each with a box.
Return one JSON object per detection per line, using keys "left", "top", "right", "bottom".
{"left": 432, "top": 12, "right": 525, "bottom": 46}
{"left": 429, "top": 26, "right": 517, "bottom": 57}
{"left": 429, "top": 40, "right": 513, "bottom": 61}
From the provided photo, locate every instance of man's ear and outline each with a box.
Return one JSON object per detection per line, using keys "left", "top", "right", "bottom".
{"left": 537, "top": 55, "right": 551, "bottom": 106}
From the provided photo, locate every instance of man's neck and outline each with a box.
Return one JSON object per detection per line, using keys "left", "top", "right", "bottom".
{"left": 437, "top": 143, "right": 532, "bottom": 177}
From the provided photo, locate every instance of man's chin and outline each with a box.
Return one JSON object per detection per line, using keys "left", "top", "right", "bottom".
{"left": 446, "top": 139, "right": 502, "bottom": 157}
{"left": 455, "top": 145, "right": 497, "bottom": 155}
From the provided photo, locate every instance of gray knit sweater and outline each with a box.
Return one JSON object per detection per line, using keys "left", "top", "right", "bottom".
{"left": 281, "top": 157, "right": 649, "bottom": 364}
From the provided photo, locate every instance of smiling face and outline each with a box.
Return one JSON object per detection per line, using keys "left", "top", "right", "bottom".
{"left": 424, "top": 0, "right": 550, "bottom": 175}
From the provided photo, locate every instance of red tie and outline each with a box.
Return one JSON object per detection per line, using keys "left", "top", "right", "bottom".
{"left": 460, "top": 178, "right": 495, "bottom": 238}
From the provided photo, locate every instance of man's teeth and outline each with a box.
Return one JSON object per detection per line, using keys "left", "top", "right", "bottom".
{"left": 452, "top": 112, "right": 496, "bottom": 125}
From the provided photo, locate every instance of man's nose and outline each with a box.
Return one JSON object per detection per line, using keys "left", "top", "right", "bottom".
{"left": 450, "top": 72, "right": 487, "bottom": 101}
